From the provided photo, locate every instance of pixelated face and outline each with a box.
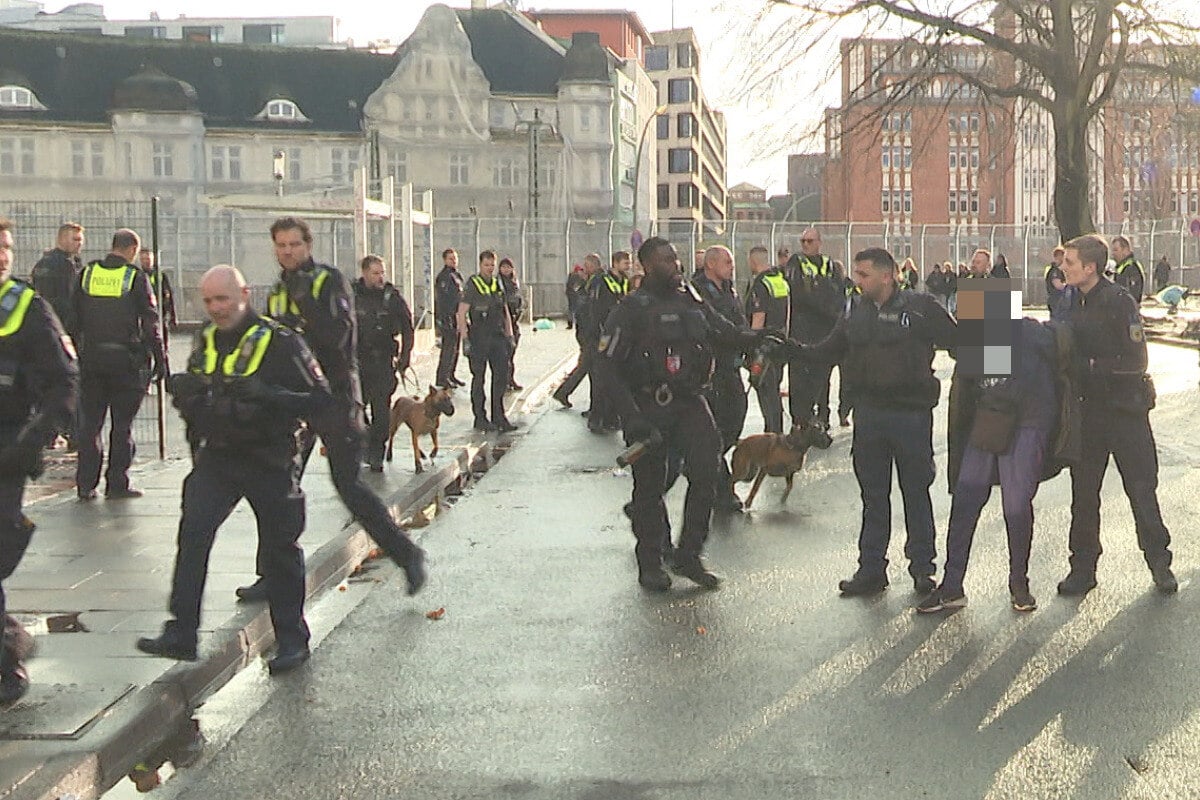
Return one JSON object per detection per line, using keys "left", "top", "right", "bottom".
{"left": 362, "top": 260, "right": 386, "bottom": 289}
{"left": 479, "top": 255, "right": 496, "bottom": 278}
{"left": 273, "top": 226, "right": 312, "bottom": 272}
{"left": 0, "top": 229, "right": 13, "bottom": 276}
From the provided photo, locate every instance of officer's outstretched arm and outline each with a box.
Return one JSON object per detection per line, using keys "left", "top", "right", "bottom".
{"left": 800, "top": 315, "right": 850, "bottom": 364}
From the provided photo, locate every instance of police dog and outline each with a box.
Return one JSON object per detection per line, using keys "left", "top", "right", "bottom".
{"left": 730, "top": 420, "right": 834, "bottom": 509}
{"left": 386, "top": 386, "right": 456, "bottom": 473}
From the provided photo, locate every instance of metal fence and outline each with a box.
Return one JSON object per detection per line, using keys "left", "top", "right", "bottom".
{"left": 8, "top": 201, "right": 1200, "bottom": 320}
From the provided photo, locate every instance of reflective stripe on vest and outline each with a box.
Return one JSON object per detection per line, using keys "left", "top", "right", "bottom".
{"left": 83, "top": 264, "right": 136, "bottom": 298}
{"left": 0, "top": 279, "right": 35, "bottom": 337}
{"left": 471, "top": 274, "right": 499, "bottom": 295}
{"left": 201, "top": 323, "right": 272, "bottom": 376}
{"left": 603, "top": 275, "right": 629, "bottom": 296}
{"left": 267, "top": 268, "right": 331, "bottom": 320}
{"left": 799, "top": 255, "right": 831, "bottom": 279}
{"left": 1115, "top": 257, "right": 1144, "bottom": 280}
{"left": 762, "top": 271, "right": 789, "bottom": 299}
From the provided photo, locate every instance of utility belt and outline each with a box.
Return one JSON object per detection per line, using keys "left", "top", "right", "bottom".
{"left": 637, "top": 380, "right": 706, "bottom": 408}
{"left": 82, "top": 340, "right": 146, "bottom": 374}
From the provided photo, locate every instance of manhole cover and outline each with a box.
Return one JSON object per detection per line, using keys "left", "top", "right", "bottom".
{"left": 0, "top": 683, "right": 136, "bottom": 740}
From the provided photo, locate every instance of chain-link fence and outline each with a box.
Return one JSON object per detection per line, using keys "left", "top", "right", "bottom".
{"left": 9, "top": 202, "right": 1200, "bottom": 322}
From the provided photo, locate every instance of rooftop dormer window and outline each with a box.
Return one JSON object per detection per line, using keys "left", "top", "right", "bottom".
{"left": 0, "top": 86, "right": 45, "bottom": 111}
{"left": 254, "top": 97, "right": 309, "bottom": 124}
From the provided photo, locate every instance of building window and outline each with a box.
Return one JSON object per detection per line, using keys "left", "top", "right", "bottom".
{"left": 210, "top": 145, "right": 242, "bottom": 181}
{"left": 949, "top": 194, "right": 957, "bottom": 214}
{"left": 493, "top": 157, "right": 521, "bottom": 187}
{"left": 285, "top": 147, "right": 302, "bottom": 181}
{"left": 387, "top": 150, "right": 407, "bottom": 183}
{"left": 182, "top": 25, "right": 223, "bottom": 43}
{"left": 903, "top": 190, "right": 912, "bottom": 213}
{"left": 989, "top": 197, "right": 997, "bottom": 215}
{"left": 667, "top": 78, "right": 694, "bottom": 104}
{"left": 949, "top": 152, "right": 958, "bottom": 170}
{"left": 970, "top": 191, "right": 979, "bottom": 214}
{"left": 71, "top": 140, "right": 103, "bottom": 177}
{"left": 0, "top": 86, "right": 35, "bottom": 109}
{"left": 579, "top": 108, "right": 591, "bottom": 132}
{"left": 243, "top": 23, "right": 285, "bottom": 44}
{"left": 537, "top": 165, "right": 556, "bottom": 188}
{"left": 657, "top": 184, "right": 670, "bottom": 209}
{"left": 882, "top": 192, "right": 891, "bottom": 213}
{"left": 152, "top": 142, "right": 173, "bottom": 178}
{"left": 677, "top": 113, "right": 695, "bottom": 138}
{"left": 677, "top": 182, "right": 698, "bottom": 209}
{"left": 882, "top": 149, "right": 890, "bottom": 169}
{"left": 656, "top": 115, "right": 670, "bottom": 140}
{"left": 124, "top": 26, "right": 166, "bottom": 38}
{"left": 668, "top": 148, "right": 694, "bottom": 174}
{"left": 0, "top": 137, "right": 34, "bottom": 175}
{"left": 970, "top": 147, "right": 979, "bottom": 170}
{"left": 267, "top": 99, "right": 299, "bottom": 121}
{"left": 903, "top": 146, "right": 912, "bottom": 169}
{"left": 449, "top": 153, "right": 469, "bottom": 185}
{"left": 676, "top": 43, "right": 693, "bottom": 69}
{"left": 645, "top": 46, "right": 668, "bottom": 71}
{"left": 331, "top": 147, "right": 361, "bottom": 183}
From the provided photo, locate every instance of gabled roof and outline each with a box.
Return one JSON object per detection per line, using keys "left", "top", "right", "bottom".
{"left": 453, "top": 6, "right": 565, "bottom": 95}
{"left": 0, "top": 27, "right": 399, "bottom": 130}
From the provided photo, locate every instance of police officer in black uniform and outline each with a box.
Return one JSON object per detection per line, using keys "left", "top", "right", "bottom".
{"left": 434, "top": 248, "right": 465, "bottom": 389}
{"left": 1057, "top": 233, "right": 1175, "bottom": 596}
{"left": 785, "top": 228, "right": 843, "bottom": 429}
{"left": 692, "top": 245, "right": 750, "bottom": 512}
{"left": 596, "top": 237, "right": 778, "bottom": 591}
{"left": 457, "top": 250, "right": 517, "bottom": 432}
{"left": 30, "top": 221, "right": 84, "bottom": 338}
{"left": 582, "top": 251, "right": 631, "bottom": 432}
{"left": 797, "top": 247, "right": 957, "bottom": 597}
{"left": 498, "top": 257, "right": 523, "bottom": 391}
{"left": 138, "top": 266, "right": 331, "bottom": 674}
{"left": 1110, "top": 234, "right": 1146, "bottom": 303}
{"left": 553, "top": 254, "right": 603, "bottom": 410}
{"left": 745, "top": 245, "right": 790, "bottom": 433}
{"left": 354, "top": 254, "right": 414, "bottom": 472}
{"left": 73, "top": 228, "right": 166, "bottom": 500}
{"left": 236, "top": 217, "right": 426, "bottom": 603}
{"left": 0, "top": 218, "right": 78, "bottom": 704}
{"left": 139, "top": 248, "right": 177, "bottom": 343}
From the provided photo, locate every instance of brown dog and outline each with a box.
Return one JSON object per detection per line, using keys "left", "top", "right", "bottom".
{"left": 729, "top": 420, "right": 834, "bottom": 509}
{"left": 386, "top": 386, "right": 456, "bottom": 473}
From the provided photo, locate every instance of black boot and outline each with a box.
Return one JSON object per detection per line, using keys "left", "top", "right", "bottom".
{"left": 136, "top": 623, "right": 199, "bottom": 661}
{"left": 638, "top": 563, "right": 672, "bottom": 592}
{"left": 1056, "top": 568, "right": 1097, "bottom": 597}
{"left": 671, "top": 554, "right": 723, "bottom": 589}
{"left": 235, "top": 577, "right": 269, "bottom": 603}
{"left": 1150, "top": 562, "right": 1178, "bottom": 594}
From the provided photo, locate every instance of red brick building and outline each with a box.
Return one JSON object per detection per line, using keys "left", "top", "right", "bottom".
{"left": 527, "top": 9, "right": 651, "bottom": 63}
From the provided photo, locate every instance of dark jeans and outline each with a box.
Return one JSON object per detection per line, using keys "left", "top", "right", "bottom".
{"left": 76, "top": 370, "right": 146, "bottom": 493}
{"left": 0, "top": 477, "right": 32, "bottom": 668}
{"left": 706, "top": 368, "right": 748, "bottom": 494}
{"left": 1068, "top": 406, "right": 1172, "bottom": 573}
{"left": 507, "top": 324, "right": 521, "bottom": 386}
{"left": 754, "top": 363, "right": 785, "bottom": 433}
{"left": 851, "top": 405, "right": 937, "bottom": 579}
{"left": 941, "top": 427, "right": 1047, "bottom": 595}
{"left": 627, "top": 395, "right": 721, "bottom": 567}
{"left": 167, "top": 449, "right": 309, "bottom": 651}
{"left": 361, "top": 365, "right": 398, "bottom": 466}
{"left": 789, "top": 361, "right": 833, "bottom": 427}
{"left": 559, "top": 340, "right": 595, "bottom": 402}
{"left": 468, "top": 336, "right": 511, "bottom": 426}
{"left": 836, "top": 365, "right": 852, "bottom": 422}
{"left": 435, "top": 321, "right": 460, "bottom": 386}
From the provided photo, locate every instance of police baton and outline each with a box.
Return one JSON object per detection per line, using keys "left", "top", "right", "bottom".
{"left": 616, "top": 430, "right": 662, "bottom": 468}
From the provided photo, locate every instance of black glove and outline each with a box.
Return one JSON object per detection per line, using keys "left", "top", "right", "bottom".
{"left": 283, "top": 269, "right": 315, "bottom": 302}
{"left": 0, "top": 441, "right": 44, "bottom": 479}
{"left": 151, "top": 356, "right": 167, "bottom": 384}
{"left": 760, "top": 331, "right": 805, "bottom": 362}
{"left": 166, "top": 371, "right": 207, "bottom": 398}
{"left": 622, "top": 415, "right": 660, "bottom": 448}
{"left": 225, "top": 376, "right": 275, "bottom": 403}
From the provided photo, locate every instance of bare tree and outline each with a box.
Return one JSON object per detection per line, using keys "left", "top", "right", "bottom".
{"left": 731, "top": 0, "right": 1200, "bottom": 240}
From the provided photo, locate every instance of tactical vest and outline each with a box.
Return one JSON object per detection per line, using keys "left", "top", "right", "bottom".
{"left": 0, "top": 279, "right": 35, "bottom": 338}
{"left": 603, "top": 274, "right": 630, "bottom": 296}
{"left": 267, "top": 268, "right": 331, "bottom": 324}
{"left": 762, "top": 271, "right": 789, "bottom": 299}
{"left": 798, "top": 255, "right": 831, "bottom": 279}
{"left": 82, "top": 263, "right": 136, "bottom": 298}
{"left": 199, "top": 322, "right": 272, "bottom": 377}
{"left": 468, "top": 274, "right": 506, "bottom": 335}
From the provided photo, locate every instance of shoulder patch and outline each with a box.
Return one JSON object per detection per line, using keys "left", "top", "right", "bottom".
{"left": 1130, "top": 323, "right": 1145, "bottom": 343}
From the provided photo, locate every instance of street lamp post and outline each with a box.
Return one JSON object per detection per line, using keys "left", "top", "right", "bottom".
{"left": 632, "top": 104, "right": 669, "bottom": 239}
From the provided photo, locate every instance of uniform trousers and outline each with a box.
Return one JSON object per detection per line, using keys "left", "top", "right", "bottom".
{"left": 434, "top": 320, "right": 460, "bottom": 387}
{"left": 789, "top": 361, "right": 833, "bottom": 427}
{"left": 167, "top": 448, "right": 309, "bottom": 651}
{"left": 754, "top": 363, "right": 785, "bottom": 433}
{"left": 76, "top": 370, "right": 146, "bottom": 493}
{"left": 0, "top": 476, "right": 32, "bottom": 670}
{"left": 360, "top": 362, "right": 397, "bottom": 466}
{"left": 705, "top": 368, "right": 748, "bottom": 495}
{"left": 468, "top": 335, "right": 511, "bottom": 425}
{"left": 1068, "top": 405, "right": 1172, "bottom": 573}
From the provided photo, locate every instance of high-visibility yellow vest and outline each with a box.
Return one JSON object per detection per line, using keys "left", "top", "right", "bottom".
{"left": 199, "top": 322, "right": 272, "bottom": 376}
{"left": 471, "top": 274, "right": 500, "bottom": 295}
{"left": 82, "top": 263, "right": 136, "bottom": 298}
{"left": 762, "top": 271, "right": 789, "bottom": 299}
{"left": 0, "top": 279, "right": 35, "bottom": 337}
{"left": 267, "top": 268, "right": 330, "bottom": 320}
{"left": 603, "top": 274, "right": 629, "bottom": 296}
{"left": 798, "top": 255, "right": 831, "bottom": 279}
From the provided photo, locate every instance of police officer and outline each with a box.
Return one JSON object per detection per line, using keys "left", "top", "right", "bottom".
{"left": 692, "top": 245, "right": 750, "bottom": 512}
{"left": 553, "top": 254, "right": 603, "bottom": 410}
{"left": 457, "top": 250, "right": 516, "bottom": 432}
{"left": 236, "top": 217, "right": 426, "bottom": 603}
{"left": 72, "top": 228, "right": 166, "bottom": 501}
{"left": 0, "top": 218, "right": 78, "bottom": 704}
{"left": 596, "top": 237, "right": 775, "bottom": 591}
{"left": 138, "top": 248, "right": 177, "bottom": 343}
{"left": 354, "top": 255, "right": 414, "bottom": 472}
{"left": 1110, "top": 235, "right": 1146, "bottom": 303}
{"left": 745, "top": 245, "right": 790, "bottom": 433}
{"left": 1044, "top": 245, "right": 1067, "bottom": 312}
{"left": 434, "top": 248, "right": 465, "bottom": 389}
{"left": 498, "top": 257, "right": 523, "bottom": 391}
{"left": 582, "top": 251, "right": 631, "bottom": 432}
{"left": 965, "top": 249, "right": 991, "bottom": 280}
{"left": 30, "top": 221, "right": 84, "bottom": 337}
{"left": 1057, "top": 233, "right": 1175, "bottom": 596}
{"left": 138, "top": 266, "right": 330, "bottom": 674}
{"left": 797, "top": 247, "right": 957, "bottom": 596}
{"left": 785, "top": 228, "right": 843, "bottom": 429}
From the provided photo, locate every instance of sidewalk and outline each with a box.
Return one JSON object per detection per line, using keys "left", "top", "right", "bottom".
{"left": 0, "top": 324, "right": 580, "bottom": 800}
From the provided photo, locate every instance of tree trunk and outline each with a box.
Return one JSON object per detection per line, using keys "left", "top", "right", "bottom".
{"left": 1052, "top": 111, "right": 1097, "bottom": 241}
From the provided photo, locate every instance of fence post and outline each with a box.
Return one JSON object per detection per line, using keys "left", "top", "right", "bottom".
{"left": 521, "top": 218, "right": 532, "bottom": 322}
{"left": 228, "top": 211, "right": 236, "bottom": 266}
{"left": 1022, "top": 224, "right": 1030, "bottom": 302}
{"left": 845, "top": 223, "right": 853, "bottom": 267}
{"left": 607, "top": 220, "right": 615, "bottom": 264}
{"left": 919, "top": 224, "right": 927, "bottom": 271}
{"left": 770, "top": 222, "right": 778, "bottom": 263}
{"left": 150, "top": 196, "right": 166, "bottom": 460}
{"left": 564, "top": 219, "right": 572, "bottom": 279}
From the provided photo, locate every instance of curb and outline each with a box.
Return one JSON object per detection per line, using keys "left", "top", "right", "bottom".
{"left": 10, "top": 346, "right": 578, "bottom": 800}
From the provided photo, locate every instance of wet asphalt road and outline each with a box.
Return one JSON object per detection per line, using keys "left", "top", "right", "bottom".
{"left": 133, "top": 343, "right": 1200, "bottom": 800}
